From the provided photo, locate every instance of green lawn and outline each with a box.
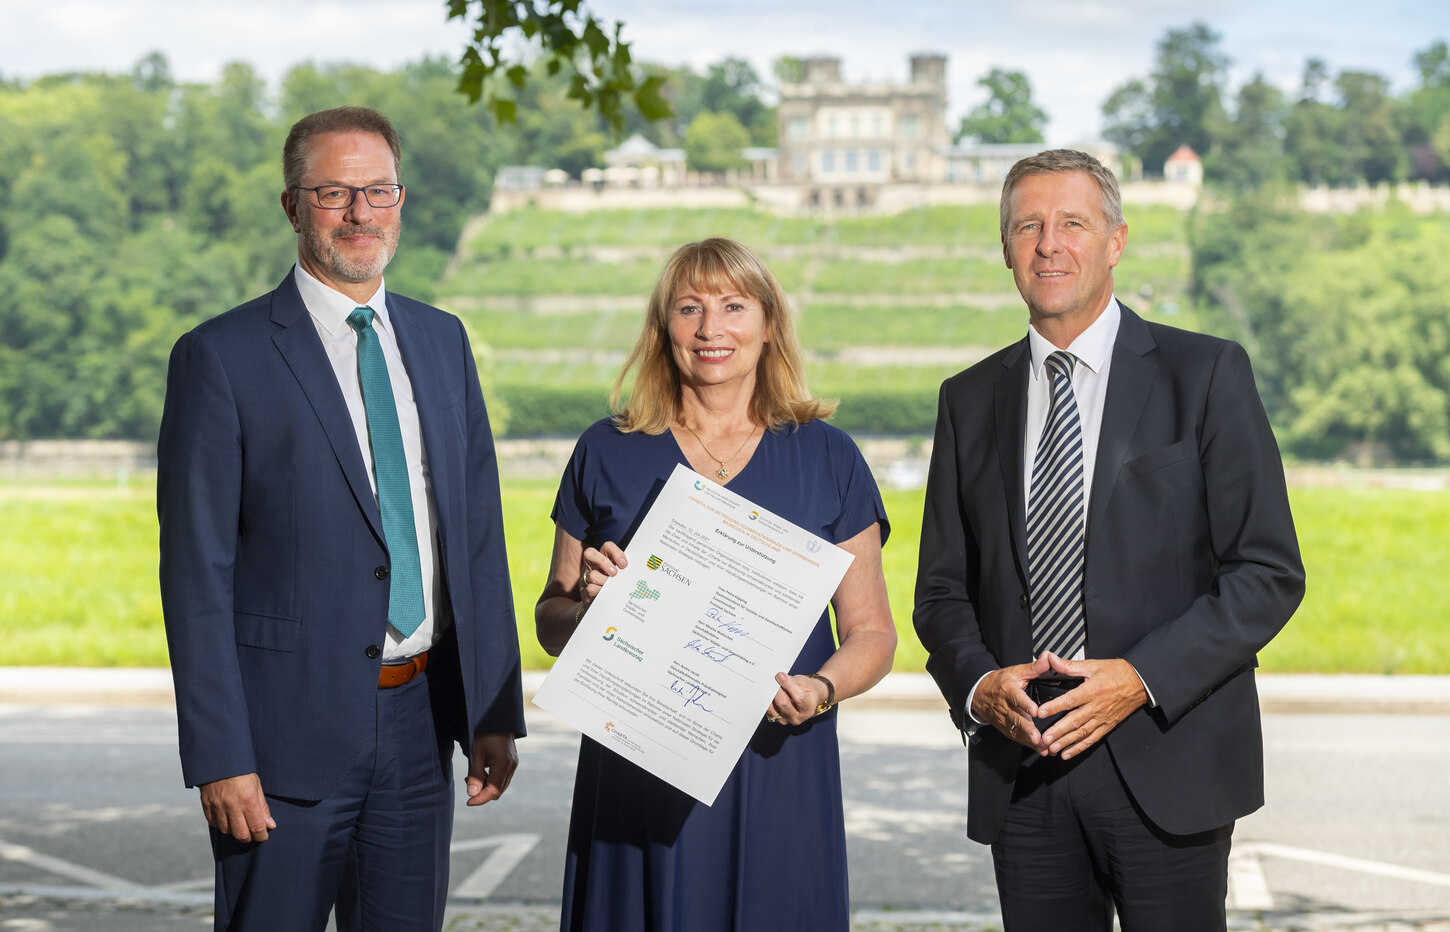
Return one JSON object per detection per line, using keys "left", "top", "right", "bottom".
{"left": 796, "top": 303, "right": 1027, "bottom": 352}
{"left": 465, "top": 301, "right": 1028, "bottom": 356}
{"left": 810, "top": 256, "right": 1015, "bottom": 296}
{"left": 6, "top": 477, "right": 1447, "bottom": 675}
{"left": 4, "top": 483, "right": 165, "bottom": 666}
{"left": 1258, "top": 486, "right": 1450, "bottom": 673}
{"left": 443, "top": 256, "right": 665, "bottom": 298}
{"left": 832, "top": 205, "right": 1003, "bottom": 249}
{"left": 808, "top": 363, "right": 961, "bottom": 392}
{"left": 462, "top": 204, "right": 1189, "bottom": 256}
{"left": 466, "top": 207, "right": 830, "bottom": 254}
{"left": 465, "top": 309, "right": 645, "bottom": 352}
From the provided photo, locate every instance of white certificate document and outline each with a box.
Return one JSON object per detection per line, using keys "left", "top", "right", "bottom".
{"left": 532, "top": 463, "right": 854, "bottom": 805}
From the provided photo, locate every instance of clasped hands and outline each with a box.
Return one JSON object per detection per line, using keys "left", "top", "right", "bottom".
{"left": 971, "top": 652, "right": 1147, "bottom": 760}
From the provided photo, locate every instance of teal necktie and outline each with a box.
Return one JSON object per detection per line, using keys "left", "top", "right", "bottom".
{"left": 347, "top": 306, "right": 425, "bottom": 638}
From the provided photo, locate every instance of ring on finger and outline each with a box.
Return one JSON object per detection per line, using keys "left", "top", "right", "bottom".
{"left": 579, "top": 568, "right": 590, "bottom": 594}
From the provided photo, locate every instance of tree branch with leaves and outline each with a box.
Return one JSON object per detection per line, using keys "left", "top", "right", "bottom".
{"left": 447, "top": 0, "right": 671, "bottom": 132}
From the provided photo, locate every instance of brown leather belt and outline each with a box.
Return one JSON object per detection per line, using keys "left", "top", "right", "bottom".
{"left": 378, "top": 650, "right": 429, "bottom": 688}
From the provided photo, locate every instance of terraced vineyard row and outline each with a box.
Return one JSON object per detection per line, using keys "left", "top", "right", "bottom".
{"left": 439, "top": 204, "right": 1194, "bottom": 437}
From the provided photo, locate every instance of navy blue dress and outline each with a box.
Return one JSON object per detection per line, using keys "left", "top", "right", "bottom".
{"left": 551, "top": 417, "right": 889, "bottom": 932}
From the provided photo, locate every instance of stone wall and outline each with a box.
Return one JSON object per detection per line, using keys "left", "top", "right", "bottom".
{"left": 1298, "top": 181, "right": 1450, "bottom": 214}
{"left": 1, "top": 440, "right": 156, "bottom": 478}
{"left": 492, "top": 177, "right": 1450, "bottom": 218}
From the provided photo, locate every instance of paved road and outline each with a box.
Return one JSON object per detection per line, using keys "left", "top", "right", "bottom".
{"left": 3, "top": 698, "right": 1450, "bottom": 930}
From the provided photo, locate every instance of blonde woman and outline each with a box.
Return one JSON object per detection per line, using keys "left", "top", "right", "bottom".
{"left": 536, "top": 238, "right": 896, "bottom": 931}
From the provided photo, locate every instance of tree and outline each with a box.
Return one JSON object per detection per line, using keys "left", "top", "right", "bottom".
{"left": 1284, "top": 59, "right": 1345, "bottom": 186}
{"left": 772, "top": 56, "right": 804, "bottom": 85}
{"left": 699, "top": 58, "right": 774, "bottom": 146}
{"left": 1207, "top": 74, "right": 1290, "bottom": 189}
{"left": 446, "top": 0, "right": 670, "bottom": 132}
{"left": 647, "top": 58, "right": 776, "bottom": 149}
{"left": 1102, "top": 22, "right": 1229, "bottom": 174}
{"left": 1191, "top": 196, "right": 1450, "bottom": 463}
{"left": 682, "top": 111, "right": 749, "bottom": 173}
{"left": 1403, "top": 40, "right": 1450, "bottom": 181}
{"left": 955, "top": 68, "right": 1046, "bottom": 144}
{"left": 1101, "top": 78, "right": 1152, "bottom": 155}
{"left": 1336, "top": 71, "right": 1405, "bottom": 183}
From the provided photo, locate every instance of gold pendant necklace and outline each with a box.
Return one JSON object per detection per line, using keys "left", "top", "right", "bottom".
{"left": 680, "top": 422, "right": 759, "bottom": 479}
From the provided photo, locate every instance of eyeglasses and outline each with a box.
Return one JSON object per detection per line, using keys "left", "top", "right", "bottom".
{"left": 293, "top": 184, "right": 404, "bottom": 209}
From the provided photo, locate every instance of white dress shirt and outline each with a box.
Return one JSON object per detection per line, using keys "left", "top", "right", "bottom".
{"left": 1023, "top": 297, "right": 1120, "bottom": 530}
{"left": 294, "top": 264, "right": 444, "bottom": 661}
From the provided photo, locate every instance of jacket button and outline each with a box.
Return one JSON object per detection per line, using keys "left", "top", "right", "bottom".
{"left": 1019, "top": 594, "right": 1030, "bottom": 609}
{"left": 374, "top": 566, "right": 389, "bottom": 579}
{"left": 365, "top": 645, "right": 381, "bottom": 660}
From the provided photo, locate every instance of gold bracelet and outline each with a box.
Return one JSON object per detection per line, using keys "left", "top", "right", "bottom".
{"left": 807, "top": 673, "right": 835, "bottom": 715}
{"left": 573, "top": 601, "right": 585, "bottom": 625}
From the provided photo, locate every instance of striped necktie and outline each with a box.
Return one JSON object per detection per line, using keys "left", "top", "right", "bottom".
{"left": 347, "top": 306, "right": 425, "bottom": 638}
{"left": 1027, "top": 350, "right": 1086, "bottom": 659}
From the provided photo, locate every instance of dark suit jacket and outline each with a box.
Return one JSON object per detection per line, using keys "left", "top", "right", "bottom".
{"left": 913, "top": 304, "right": 1304, "bottom": 843}
{"left": 157, "top": 271, "right": 526, "bottom": 800}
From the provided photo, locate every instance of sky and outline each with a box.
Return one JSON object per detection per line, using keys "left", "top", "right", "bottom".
{"left": 2, "top": 0, "right": 1445, "bottom": 144}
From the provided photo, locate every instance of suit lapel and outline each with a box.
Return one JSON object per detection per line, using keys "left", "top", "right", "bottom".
{"left": 389, "top": 296, "right": 455, "bottom": 547}
{"left": 1088, "top": 305, "right": 1158, "bottom": 540}
{"left": 269, "top": 273, "right": 386, "bottom": 543}
{"left": 994, "top": 340, "right": 1032, "bottom": 577}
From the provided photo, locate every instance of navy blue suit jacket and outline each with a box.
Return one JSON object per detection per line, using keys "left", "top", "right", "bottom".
{"left": 158, "top": 271, "right": 525, "bottom": 800}
{"left": 914, "top": 305, "right": 1305, "bottom": 843}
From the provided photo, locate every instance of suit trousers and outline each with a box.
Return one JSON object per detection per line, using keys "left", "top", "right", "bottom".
{"left": 991, "top": 740, "right": 1233, "bottom": 932}
{"left": 210, "top": 660, "right": 459, "bottom": 932}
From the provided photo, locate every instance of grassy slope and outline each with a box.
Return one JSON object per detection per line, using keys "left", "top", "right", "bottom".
{"left": 445, "top": 203, "right": 1194, "bottom": 405}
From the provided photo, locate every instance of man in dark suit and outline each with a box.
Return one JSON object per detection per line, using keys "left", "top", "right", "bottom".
{"left": 913, "top": 149, "right": 1304, "bottom": 931}
{"left": 158, "top": 106, "right": 525, "bottom": 931}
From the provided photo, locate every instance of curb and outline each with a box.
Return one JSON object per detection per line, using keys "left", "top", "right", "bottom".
{"left": 4, "top": 669, "right": 1450, "bottom": 715}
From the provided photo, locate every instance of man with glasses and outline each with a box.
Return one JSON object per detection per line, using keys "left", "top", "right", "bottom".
{"left": 158, "top": 106, "right": 525, "bottom": 930}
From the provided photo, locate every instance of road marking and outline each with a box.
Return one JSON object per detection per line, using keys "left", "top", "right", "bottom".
{"left": 0, "top": 883, "right": 210, "bottom": 907}
{"left": 0, "top": 734, "right": 177, "bottom": 745}
{"left": 1227, "top": 845, "right": 1274, "bottom": 909}
{"left": 850, "top": 909, "right": 1007, "bottom": 926}
{"left": 449, "top": 833, "right": 540, "bottom": 901}
{"left": 152, "top": 876, "right": 214, "bottom": 892}
{"left": 1245, "top": 842, "right": 1450, "bottom": 888}
{"left": 0, "top": 837, "right": 137, "bottom": 889}
{"left": 1, "top": 833, "right": 539, "bottom": 906}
